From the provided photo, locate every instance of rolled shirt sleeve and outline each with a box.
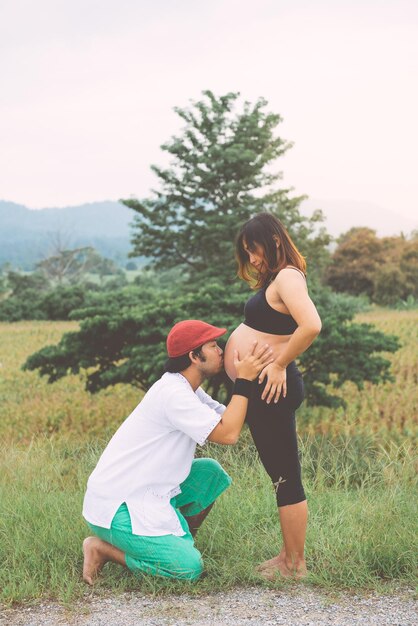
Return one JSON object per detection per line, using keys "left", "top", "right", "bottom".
{"left": 195, "top": 387, "right": 226, "bottom": 415}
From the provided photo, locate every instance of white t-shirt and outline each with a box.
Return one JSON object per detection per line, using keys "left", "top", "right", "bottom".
{"left": 82, "top": 372, "right": 225, "bottom": 536}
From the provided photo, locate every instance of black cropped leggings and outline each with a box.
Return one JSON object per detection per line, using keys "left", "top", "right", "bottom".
{"left": 245, "top": 361, "right": 306, "bottom": 507}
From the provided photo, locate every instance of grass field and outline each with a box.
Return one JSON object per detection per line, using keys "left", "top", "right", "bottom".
{"left": 0, "top": 310, "right": 417, "bottom": 605}
{"left": 299, "top": 309, "right": 418, "bottom": 441}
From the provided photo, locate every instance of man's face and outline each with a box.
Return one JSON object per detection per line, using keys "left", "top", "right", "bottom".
{"left": 195, "top": 341, "right": 224, "bottom": 377}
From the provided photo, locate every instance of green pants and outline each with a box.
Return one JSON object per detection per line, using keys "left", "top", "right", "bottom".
{"left": 85, "top": 458, "right": 231, "bottom": 580}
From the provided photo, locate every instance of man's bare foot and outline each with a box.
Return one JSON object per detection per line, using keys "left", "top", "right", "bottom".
{"left": 82, "top": 537, "right": 109, "bottom": 585}
{"left": 256, "top": 554, "right": 307, "bottom": 580}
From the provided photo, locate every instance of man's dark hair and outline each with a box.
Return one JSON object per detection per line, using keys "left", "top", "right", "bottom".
{"left": 164, "top": 345, "right": 206, "bottom": 373}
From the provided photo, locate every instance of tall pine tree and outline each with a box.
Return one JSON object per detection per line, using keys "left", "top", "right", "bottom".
{"left": 24, "top": 92, "right": 399, "bottom": 406}
{"left": 123, "top": 90, "right": 329, "bottom": 282}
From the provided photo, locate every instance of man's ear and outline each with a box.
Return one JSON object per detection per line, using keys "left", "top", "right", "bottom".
{"left": 189, "top": 350, "right": 199, "bottom": 364}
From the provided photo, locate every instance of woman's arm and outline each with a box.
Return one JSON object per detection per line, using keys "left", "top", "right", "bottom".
{"left": 273, "top": 269, "right": 321, "bottom": 367}
{"left": 259, "top": 269, "right": 321, "bottom": 403}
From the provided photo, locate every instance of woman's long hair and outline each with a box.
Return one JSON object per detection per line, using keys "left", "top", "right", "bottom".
{"left": 236, "top": 212, "right": 306, "bottom": 289}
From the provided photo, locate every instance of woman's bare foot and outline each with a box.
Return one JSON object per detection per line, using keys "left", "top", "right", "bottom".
{"left": 82, "top": 537, "right": 110, "bottom": 585}
{"left": 256, "top": 553, "right": 307, "bottom": 580}
{"left": 256, "top": 549, "right": 285, "bottom": 573}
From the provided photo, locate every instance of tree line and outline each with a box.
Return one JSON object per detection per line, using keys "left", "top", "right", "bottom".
{"left": 0, "top": 247, "right": 126, "bottom": 321}
{"left": 326, "top": 227, "right": 418, "bottom": 306}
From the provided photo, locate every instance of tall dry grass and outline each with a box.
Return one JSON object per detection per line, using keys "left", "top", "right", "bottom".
{"left": 1, "top": 310, "right": 416, "bottom": 444}
{"left": 0, "top": 321, "right": 140, "bottom": 443}
{"left": 298, "top": 309, "right": 418, "bottom": 441}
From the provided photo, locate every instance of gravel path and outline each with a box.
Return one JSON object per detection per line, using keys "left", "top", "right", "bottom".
{"left": 1, "top": 588, "right": 416, "bottom": 626}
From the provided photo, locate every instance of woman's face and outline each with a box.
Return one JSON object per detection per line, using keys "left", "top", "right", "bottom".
{"left": 243, "top": 239, "right": 266, "bottom": 272}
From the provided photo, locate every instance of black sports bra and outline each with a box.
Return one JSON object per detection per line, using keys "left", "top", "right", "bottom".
{"left": 243, "top": 268, "right": 303, "bottom": 335}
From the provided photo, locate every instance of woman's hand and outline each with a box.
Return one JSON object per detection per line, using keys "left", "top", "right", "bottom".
{"left": 259, "top": 362, "right": 287, "bottom": 404}
{"left": 234, "top": 341, "right": 274, "bottom": 381}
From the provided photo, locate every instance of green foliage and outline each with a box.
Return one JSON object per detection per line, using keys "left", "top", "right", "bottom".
{"left": 0, "top": 271, "right": 50, "bottom": 321}
{"left": 0, "top": 279, "right": 97, "bottom": 322}
{"left": 133, "top": 266, "right": 189, "bottom": 291}
{"left": 6, "top": 270, "right": 49, "bottom": 295}
{"left": 24, "top": 282, "right": 399, "bottom": 408}
{"left": 39, "top": 285, "right": 95, "bottom": 321}
{"left": 0, "top": 248, "right": 128, "bottom": 321}
{"left": 301, "top": 285, "right": 399, "bottom": 407}
{"left": 0, "top": 290, "right": 46, "bottom": 321}
{"left": 0, "top": 276, "right": 6, "bottom": 297}
{"left": 23, "top": 282, "right": 243, "bottom": 393}
{"left": 394, "top": 295, "right": 418, "bottom": 310}
{"left": 123, "top": 90, "right": 331, "bottom": 282}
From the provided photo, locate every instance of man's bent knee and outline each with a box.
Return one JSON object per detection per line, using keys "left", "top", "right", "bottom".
{"left": 192, "top": 457, "right": 223, "bottom": 473}
{"left": 194, "top": 458, "right": 231, "bottom": 487}
{"left": 172, "top": 549, "right": 204, "bottom": 580}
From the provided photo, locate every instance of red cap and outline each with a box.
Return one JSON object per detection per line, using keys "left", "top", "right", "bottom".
{"left": 167, "top": 320, "right": 227, "bottom": 358}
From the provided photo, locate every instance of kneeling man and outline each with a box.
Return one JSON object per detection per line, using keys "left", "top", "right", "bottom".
{"left": 82, "top": 320, "right": 272, "bottom": 583}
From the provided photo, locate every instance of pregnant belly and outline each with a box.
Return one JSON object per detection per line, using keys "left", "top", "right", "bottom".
{"left": 224, "top": 323, "right": 292, "bottom": 381}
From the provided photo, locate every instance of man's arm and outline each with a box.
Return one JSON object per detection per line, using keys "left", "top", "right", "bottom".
{"left": 207, "top": 342, "right": 272, "bottom": 445}
{"left": 207, "top": 395, "right": 250, "bottom": 445}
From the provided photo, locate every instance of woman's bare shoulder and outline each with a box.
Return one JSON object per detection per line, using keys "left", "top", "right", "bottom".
{"left": 272, "top": 267, "right": 308, "bottom": 296}
{"left": 273, "top": 266, "right": 306, "bottom": 283}
{"left": 283, "top": 265, "right": 306, "bottom": 278}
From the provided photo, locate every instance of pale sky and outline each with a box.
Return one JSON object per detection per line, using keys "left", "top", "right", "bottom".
{"left": 1, "top": 0, "right": 417, "bottom": 221}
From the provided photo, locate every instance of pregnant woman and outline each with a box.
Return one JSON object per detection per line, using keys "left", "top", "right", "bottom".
{"left": 224, "top": 212, "right": 322, "bottom": 579}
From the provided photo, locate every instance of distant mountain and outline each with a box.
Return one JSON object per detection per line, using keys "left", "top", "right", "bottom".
{"left": 0, "top": 200, "right": 135, "bottom": 239}
{"left": 0, "top": 200, "right": 138, "bottom": 269}
{"left": 1, "top": 197, "right": 416, "bottom": 270}
{"left": 300, "top": 198, "right": 417, "bottom": 239}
